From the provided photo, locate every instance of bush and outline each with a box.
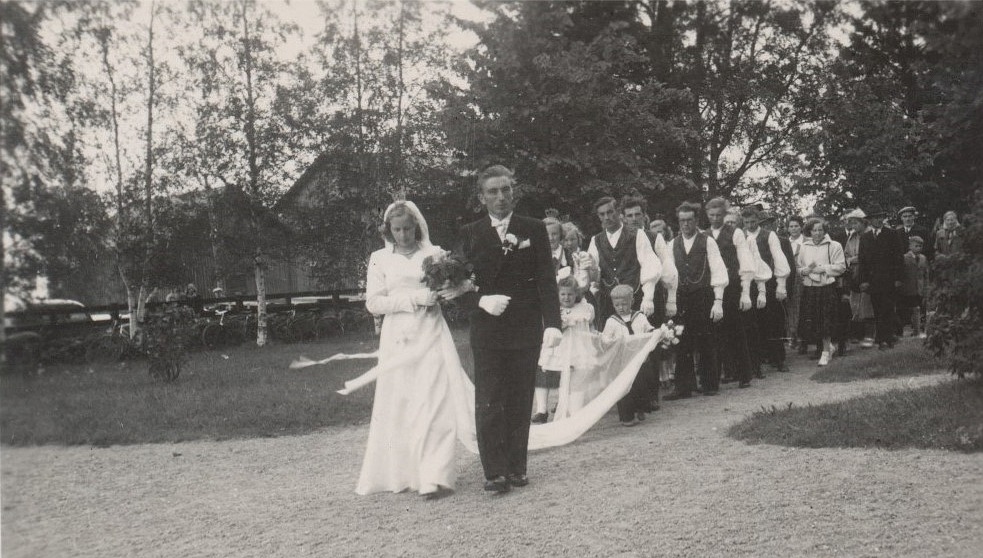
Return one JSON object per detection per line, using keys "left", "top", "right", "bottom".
{"left": 927, "top": 191, "right": 983, "bottom": 378}
{"left": 141, "top": 304, "right": 198, "bottom": 382}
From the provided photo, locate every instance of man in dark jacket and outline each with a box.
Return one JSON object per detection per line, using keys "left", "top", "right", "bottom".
{"left": 897, "top": 206, "right": 934, "bottom": 261}
{"left": 443, "top": 165, "right": 562, "bottom": 493}
{"left": 858, "top": 205, "right": 905, "bottom": 349}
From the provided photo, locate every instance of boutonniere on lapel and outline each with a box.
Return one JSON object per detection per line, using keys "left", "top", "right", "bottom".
{"left": 502, "top": 233, "right": 531, "bottom": 255}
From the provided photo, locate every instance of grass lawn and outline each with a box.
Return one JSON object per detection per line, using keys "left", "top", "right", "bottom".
{"left": 729, "top": 379, "right": 983, "bottom": 452}
{"left": 810, "top": 338, "right": 943, "bottom": 383}
{"left": 0, "top": 328, "right": 475, "bottom": 447}
{"left": 731, "top": 339, "right": 983, "bottom": 452}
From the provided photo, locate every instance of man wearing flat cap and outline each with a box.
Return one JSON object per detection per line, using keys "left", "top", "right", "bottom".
{"left": 896, "top": 206, "right": 934, "bottom": 261}
{"left": 858, "top": 204, "right": 904, "bottom": 349}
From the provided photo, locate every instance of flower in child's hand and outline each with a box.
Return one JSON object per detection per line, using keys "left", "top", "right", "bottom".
{"left": 674, "top": 325, "right": 685, "bottom": 336}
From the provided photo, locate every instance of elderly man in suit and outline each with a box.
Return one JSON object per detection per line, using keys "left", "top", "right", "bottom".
{"left": 858, "top": 204, "right": 905, "bottom": 350}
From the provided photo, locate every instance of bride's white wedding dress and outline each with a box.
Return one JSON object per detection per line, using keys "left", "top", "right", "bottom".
{"left": 355, "top": 244, "right": 478, "bottom": 496}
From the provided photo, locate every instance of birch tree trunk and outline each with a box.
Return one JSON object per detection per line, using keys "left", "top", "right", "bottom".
{"left": 239, "top": 0, "right": 267, "bottom": 346}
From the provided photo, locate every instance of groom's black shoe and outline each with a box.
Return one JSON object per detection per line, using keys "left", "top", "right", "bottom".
{"left": 506, "top": 473, "right": 529, "bottom": 487}
{"left": 484, "top": 476, "right": 511, "bottom": 493}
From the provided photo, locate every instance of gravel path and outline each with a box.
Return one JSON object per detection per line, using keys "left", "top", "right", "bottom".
{"left": 3, "top": 346, "right": 982, "bottom": 557}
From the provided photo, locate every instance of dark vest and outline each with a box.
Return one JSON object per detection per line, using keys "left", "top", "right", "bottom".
{"left": 673, "top": 232, "right": 711, "bottom": 294}
{"left": 595, "top": 227, "right": 641, "bottom": 291}
{"left": 753, "top": 230, "right": 774, "bottom": 270}
{"left": 712, "top": 225, "right": 740, "bottom": 284}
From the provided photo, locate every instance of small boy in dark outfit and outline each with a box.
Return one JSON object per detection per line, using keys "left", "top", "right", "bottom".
{"left": 899, "top": 236, "right": 928, "bottom": 338}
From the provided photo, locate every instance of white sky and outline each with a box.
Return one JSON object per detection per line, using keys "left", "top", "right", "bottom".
{"left": 266, "top": 0, "right": 488, "bottom": 57}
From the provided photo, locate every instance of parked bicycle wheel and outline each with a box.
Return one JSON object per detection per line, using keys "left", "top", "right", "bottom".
{"left": 315, "top": 316, "right": 344, "bottom": 338}
{"left": 288, "top": 311, "right": 319, "bottom": 342}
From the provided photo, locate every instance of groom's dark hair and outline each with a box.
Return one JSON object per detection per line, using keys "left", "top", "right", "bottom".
{"left": 477, "top": 165, "right": 514, "bottom": 191}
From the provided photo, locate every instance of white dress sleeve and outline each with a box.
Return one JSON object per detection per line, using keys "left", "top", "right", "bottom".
{"left": 365, "top": 251, "right": 419, "bottom": 315}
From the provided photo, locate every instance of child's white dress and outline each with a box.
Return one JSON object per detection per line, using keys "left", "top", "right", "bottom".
{"left": 538, "top": 300, "right": 596, "bottom": 420}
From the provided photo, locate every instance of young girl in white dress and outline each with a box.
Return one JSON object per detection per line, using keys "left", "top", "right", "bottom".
{"left": 538, "top": 276, "right": 596, "bottom": 421}
{"left": 355, "top": 201, "right": 476, "bottom": 499}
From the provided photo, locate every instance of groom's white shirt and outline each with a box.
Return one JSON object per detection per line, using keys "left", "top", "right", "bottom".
{"left": 489, "top": 212, "right": 512, "bottom": 242}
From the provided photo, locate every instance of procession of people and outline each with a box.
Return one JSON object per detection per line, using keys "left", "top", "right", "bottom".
{"left": 338, "top": 164, "right": 956, "bottom": 500}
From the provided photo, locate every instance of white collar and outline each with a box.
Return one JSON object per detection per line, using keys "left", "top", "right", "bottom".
{"left": 552, "top": 245, "right": 564, "bottom": 259}
{"left": 490, "top": 212, "right": 513, "bottom": 227}
{"left": 605, "top": 224, "right": 624, "bottom": 239}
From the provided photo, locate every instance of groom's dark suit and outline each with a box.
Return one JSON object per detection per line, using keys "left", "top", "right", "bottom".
{"left": 458, "top": 213, "right": 561, "bottom": 481}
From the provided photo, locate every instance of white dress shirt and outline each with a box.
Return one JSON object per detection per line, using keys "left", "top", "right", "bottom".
{"left": 710, "top": 226, "right": 755, "bottom": 294}
{"left": 490, "top": 212, "right": 513, "bottom": 242}
{"left": 649, "top": 233, "right": 678, "bottom": 308}
{"left": 745, "top": 228, "right": 790, "bottom": 284}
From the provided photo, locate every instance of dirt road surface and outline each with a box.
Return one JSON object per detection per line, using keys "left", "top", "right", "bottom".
{"left": 3, "top": 350, "right": 982, "bottom": 557}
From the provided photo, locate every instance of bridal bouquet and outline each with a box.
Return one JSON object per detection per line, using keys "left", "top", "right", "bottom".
{"left": 421, "top": 250, "right": 472, "bottom": 291}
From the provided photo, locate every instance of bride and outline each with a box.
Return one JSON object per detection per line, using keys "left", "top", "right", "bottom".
{"left": 354, "top": 200, "right": 477, "bottom": 499}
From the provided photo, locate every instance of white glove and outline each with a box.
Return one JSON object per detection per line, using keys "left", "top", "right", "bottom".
{"left": 776, "top": 287, "right": 788, "bottom": 301}
{"left": 740, "top": 293, "right": 752, "bottom": 311}
{"left": 665, "top": 301, "right": 677, "bottom": 318}
{"left": 543, "top": 327, "right": 562, "bottom": 348}
{"left": 640, "top": 299, "right": 655, "bottom": 317}
{"left": 478, "top": 295, "right": 511, "bottom": 316}
{"left": 710, "top": 300, "right": 724, "bottom": 322}
{"left": 412, "top": 289, "right": 438, "bottom": 307}
{"left": 756, "top": 292, "right": 767, "bottom": 309}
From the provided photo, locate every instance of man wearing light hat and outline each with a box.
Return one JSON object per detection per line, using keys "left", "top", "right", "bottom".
{"left": 896, "top": 206, "right": 934, "bottom": 261}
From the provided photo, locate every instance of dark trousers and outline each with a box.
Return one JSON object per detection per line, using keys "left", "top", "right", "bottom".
{"left": 472, "top": 345, "right": 538, "bottom": 480}
{"left": 675, "top": 289, "right": 718, "bottom": 394}
{"left": 869, "top": 287, "right": 899, "bottom": 344}
{"left": 617, "top": 360, "right": 654, "bottom": 421}
{"left": 643, "top": 354, "right": 660, "bottom": 404}
{"left": 714, "top": 283, "right": 752, "bottom": 384}
{"left": 750, "top": 281, "right": 787, "bottom": 369}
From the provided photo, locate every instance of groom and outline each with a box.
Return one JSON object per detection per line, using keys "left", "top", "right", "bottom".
{"left": 441, "top": 165, "right": 561, "bottom": 494}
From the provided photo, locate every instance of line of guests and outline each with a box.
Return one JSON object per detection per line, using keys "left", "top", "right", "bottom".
{"left": 533, "top": 197, "right": 962, "bottom": 426}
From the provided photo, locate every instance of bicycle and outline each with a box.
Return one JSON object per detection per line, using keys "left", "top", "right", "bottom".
{"left": 85, "top": 318, "right": 139, "bottom": 364}
{"left": 201, "top": 308, "right": 256, "bottom": 348}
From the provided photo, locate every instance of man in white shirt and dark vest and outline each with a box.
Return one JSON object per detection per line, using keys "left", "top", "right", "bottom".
{"left": 663, "top": 202, "right": 729, "bottom": 398}
{"left": 705, "top": 197, "right": 756, "bottom": 388}
{"left": 741, "top": 205, "right": 792, "bottom": 373}
{"left": 587, "top": 196, "right": 664, "bottom": 329}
